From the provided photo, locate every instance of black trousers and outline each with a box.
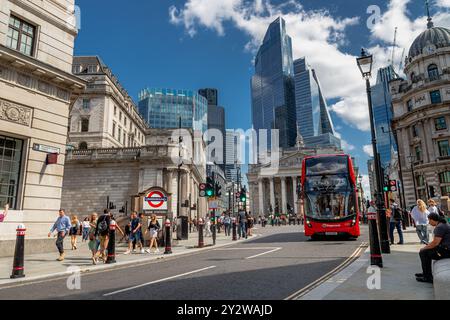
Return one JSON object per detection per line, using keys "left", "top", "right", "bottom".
{"left": 419, "top": 247, "right": 450, "bottom": 277}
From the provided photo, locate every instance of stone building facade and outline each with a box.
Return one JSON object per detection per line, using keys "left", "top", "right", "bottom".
{"left": 0, "top": 0, "right": 84, "bottom": 256}
{"left": 61, "top": 128, "right": 208, "bottom": 222}
{"left": 69, "top": 56, "right": 147, "bottom": 150}
{"left": 390, "top": 17, "right": 450, "bottom": 210}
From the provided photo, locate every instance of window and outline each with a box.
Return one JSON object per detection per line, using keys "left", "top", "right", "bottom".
{"left": 124, "top": 117, "right": 127, "bottom": 126}
{"left": 439, "top": 171, "right": 450, "bottom": 184}
{"left": 7, "top": 16, "right": 35, "bottom": 56}
{"left": 88, "top": 65, "right": 98, "bottom": 73}
{"left": 0, "top": 135, "right": 23, "bottom": 209}
{"left": 412, "top": 125, "right": 419, "bottom": 138}
{"left": 415, "top": 145, "right": 422, "bottom": 161}
{"left": 114, "top": 106, "right": 117, "bottom": 116}
{"left": 407, "top": 99, "right": 413, "bottom": 112}
{"left": 428, "top": 64, "right": 439, "bottom": 80}
{"left": 410, "top": 72, "right": 416, "bottom": 82}
{"left": 82, "top": 99, "right": 90, "bottom": 110}
{"left": 112, "top": 121, "right": 116, "bottom": 138}
{"left": 123, "top": 133, "right": 126, "bottom": 146}
{"left": 81, "top": 118, "right": 89, "bottom": 132}
{"left": 416, "top": 175, "right": 425, "bottom": 187}
{"left": 118, "top": 127, "right": 122, "bottom": 142}
{"left": 438, "top": 140, "right": 450, "bottom": 157}
{"left": 442, "top": 185, "right": 450, "bottom": 197}
{"left": 79, "top": 142, "right": 88, "bottom": 150}
{"left": 119, "top": 112, "right": 122, "bottom": 122}
{"left": 72, "top": 65, "right": 81, "bottom": 74}
{"left": 430, "top": 90, "right": 442, "bottom": 104}
{"left": 435, "top": 117, "right": 447, "bottom": 131}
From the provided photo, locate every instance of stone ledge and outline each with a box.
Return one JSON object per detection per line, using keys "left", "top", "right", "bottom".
{"left": 433, "top": 259, "right": 450, "bottom": 300}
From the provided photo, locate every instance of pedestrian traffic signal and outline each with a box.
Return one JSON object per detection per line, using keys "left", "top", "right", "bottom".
{"left": 199, "top": 183, "right": 207, "bottom": 197}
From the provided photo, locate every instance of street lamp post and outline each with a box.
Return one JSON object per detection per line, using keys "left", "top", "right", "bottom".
{"left": 357, "top": 48, "right": 391, "bottom": 256}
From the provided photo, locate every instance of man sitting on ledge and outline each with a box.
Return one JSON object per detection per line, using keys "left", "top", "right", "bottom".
{"left": 416, "top": 213, "right": 450, "bottom": 283}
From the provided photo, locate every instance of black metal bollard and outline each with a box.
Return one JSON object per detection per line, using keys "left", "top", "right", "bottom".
{"left": 212, "top": 218, "right": 216, "bottom": 246}
{"left": 106, "top": 220, "right": 116, "bottom": 264}
{"left": 164, "top": 219, "right": 172, "bottom": 254}
{"left": 198, "top": 219, "right": 204, "bottom": 248}
{"left": 368, "top": 211, "right": 383, "bottom": 268}
{"left": 232, "top": 218, "right": 237, "bottom": 241}
{"left": 11, "top": 224, "right": 26, "bottom": 279}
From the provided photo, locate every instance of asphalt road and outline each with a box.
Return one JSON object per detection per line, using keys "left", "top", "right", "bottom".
{"left": 0, "top": 224, "right": 368, "bottom": 300}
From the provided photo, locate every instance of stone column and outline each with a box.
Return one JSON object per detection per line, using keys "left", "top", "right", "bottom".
{"left": 292, "top": 176, "right": 298, "bottom": 215}
{"left": 258, "top": 179, "right": 264, "bottom": 216}
{"left": 165, "top": 170, "right": 174, "bottom": 214}
{"left": 269, "top": 178, "right": 275, "bottom": 213}
{"left": 281, "top": 177, "right": 287, "bottom": 214}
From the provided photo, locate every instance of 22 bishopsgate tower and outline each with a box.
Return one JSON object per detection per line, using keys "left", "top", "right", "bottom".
{"left": 251, "top": 17, "right": 340, "bottom": 151}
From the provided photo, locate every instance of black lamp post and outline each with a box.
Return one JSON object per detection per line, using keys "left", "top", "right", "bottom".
{"left": 357, "top": 48, "right": 391, "bottom": 255}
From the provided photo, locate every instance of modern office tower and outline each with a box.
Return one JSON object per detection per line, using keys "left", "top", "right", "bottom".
{"left": 293, "top": 57, "right": 341, "bottom": 149}
{"left": 199, "top": 88, "right": 226, "bottom": 169}
{"left": 251, "top": 17, "right": 297, "bottom": 149}
{"left": 138, "top": 88, "right": 208, "bottom": 133}
{"left": 225, "top": 130, "right": 241, "bottom": 183}
{"left": 371, "top": 65, "right": 398, "bottom": 168}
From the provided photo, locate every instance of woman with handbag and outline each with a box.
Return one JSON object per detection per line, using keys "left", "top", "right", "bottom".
{"left": 145, "top": 214, "right": 160, "bottom": 253}
{"left": 88, "top": 213, "right": 100, "bottom": 265}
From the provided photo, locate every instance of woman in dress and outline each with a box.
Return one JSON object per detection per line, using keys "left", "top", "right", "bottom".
{"left": 69, "top": 215, "right": 80, "bottom": 250}
{"left": 81, "top": 217, "right": 90, "bottom": 242}
{"left": 145, "top": 214, "right": 161, "bottom": 253}
{"left": 88, "top": 213, "right": 100, "bottom": 264}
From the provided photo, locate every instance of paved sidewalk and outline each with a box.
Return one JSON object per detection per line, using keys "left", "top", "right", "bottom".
{"left": 0, "top": 229, "right": 251, "bottom": 286}
{"left": 301, "top": 227, "right": 435, "bottom": 300}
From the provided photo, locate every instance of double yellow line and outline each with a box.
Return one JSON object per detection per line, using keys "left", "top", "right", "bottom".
{"left": 285, "top": 242, "right": 368, "bottom": 300}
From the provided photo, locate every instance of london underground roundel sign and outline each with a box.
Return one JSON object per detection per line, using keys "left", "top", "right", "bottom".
{"left": 143, "top": 189, "right": 168, "bottom": 211}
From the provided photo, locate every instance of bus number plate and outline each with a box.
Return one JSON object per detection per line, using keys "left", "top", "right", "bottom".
{"left": 326, "top": 232, "right": 338, "bottom": 236}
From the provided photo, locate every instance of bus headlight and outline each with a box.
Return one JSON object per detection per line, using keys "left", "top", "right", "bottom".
{"left": 306, "top": 219, "right": 312, "bottom": 228}
{"left": 350, "top": 219, "right": 356, "bottom": 226}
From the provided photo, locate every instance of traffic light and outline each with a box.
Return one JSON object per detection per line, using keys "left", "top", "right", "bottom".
{"left": 389, "top": 180, "right": 397, "bottom": 192}
{"left": 240, "top": 188, "right": 246, "bottom": 202}
{"left": 199, "top": 183, "right": 207, "bottom": 197}
{"left": 215, "top": 182, "right": 222, "bottom": 197}
{"left": 206, "top": 177, "right": 215, "bottom": 198}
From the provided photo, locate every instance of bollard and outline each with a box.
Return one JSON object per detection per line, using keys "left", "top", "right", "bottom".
{"left": 11, "top": 224, "right": 26, "bottom": 279}
{"left": 198, "top": 219, "right": 204, "bottom": 248}
{"left": 232, "top": 218, "right": 237, "bottom": 241}
{"left": 164, "top": 219, "right": 172, "bottom": 254}
{"left": 105, "top": 220, "right": 116, "bottom": 264}
{"left": 212, "top": 217, "right": 216, "bottom": 246}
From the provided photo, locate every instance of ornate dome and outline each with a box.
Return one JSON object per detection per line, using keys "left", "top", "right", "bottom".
{"left": 408, "top": 23, "right": 450, "bottom": 59}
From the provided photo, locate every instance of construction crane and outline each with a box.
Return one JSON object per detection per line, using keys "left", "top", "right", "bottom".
{"left": 397, "top": 48, "right": 406, "bottom": 73}
{"left": 390, "top": 27, "right": 398, "bottom": 67}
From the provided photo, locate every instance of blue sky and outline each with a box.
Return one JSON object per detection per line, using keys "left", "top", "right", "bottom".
{"left": 73, "top": 0, "right": 447, "bottom": 193}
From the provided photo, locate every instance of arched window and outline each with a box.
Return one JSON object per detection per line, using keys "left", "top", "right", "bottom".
{"left": 79, "top": 142, "right": 88, "bottom": 150}
{"left": 428, "top": 64, "right": 439, "bottom": 80}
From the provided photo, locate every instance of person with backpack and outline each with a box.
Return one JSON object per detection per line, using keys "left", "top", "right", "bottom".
{"left": 389, "top": 199, "right": 404, "bottom": 245}
{"left": 95, "top": 209, "right": 112, "bottom": 262}
{"left": 411, "top": 199, "right": 430, "bottom": 245}
{"left": 124, "top": 211, "right": 143, "bottom": 254}
{"left": 88, "top": 213, "right": 100, "bottom": 265}
{"left": 145, "top": 214, "right": 160, "bottom": 253}
{"left": 416, "top": 213, "right": 450, "bottom": 283}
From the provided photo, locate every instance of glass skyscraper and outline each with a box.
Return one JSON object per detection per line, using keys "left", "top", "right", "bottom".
{"left": 293, "top": 57, "right": 340, "bottom": 149}
{"left": 138, "top": 88, "right": 208, "bottom": 133}
{"left": 251, "top": 17, "right": 296, "bottom": 149}
{"left": 371, "top": 65, "right": 398, "bottom": 168}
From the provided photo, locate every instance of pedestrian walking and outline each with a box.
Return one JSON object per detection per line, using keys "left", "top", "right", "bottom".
{"left": 248, "top": 215, "right": 254, "bottom": 236}
{"left": 124, "top": 211, "right": 143, "bottom": 254}
{"left": 205, "top": 216, "right": 212, "bottom": 237}
{"left": 69, "top": 215, "right": 80, "bottom": 250}
{"left": 111, "top": 214, "right": 125, "bottom": 239}
{"left": 120, "top": 222, "right": 131, "bottom": 243}
{"left": 82, "top": 217, "right": 90, "bottom": 242}
{"left": 95, "top": 209, "right": 112, "bottom": 262}
{"left": 48, "top": 209, "right": 71, "bottom": 261}
{"left": 88, "top": 213, "right": 100, "bottom": 265}
{"left": 0, "top": 203, "right": 8, "bottom": 223}
{"left": 145, "top": 214, "right": 161, "bottom": 253}
{"left": 428, "top": 199, "right": 445, "bottom": 217}
{"left": 411, "top": 199, "right": 430, "bottom": 245}
{"left": 238, "top": 210, "right": 247, "bottom": 239}
{"left": 223, "top": 214, "right": 231, "bottom": 236}
{"left": 416, "top": 213, "right": 450, "bottom": 283}
{"left": 388, "top": 199, "right": 404, "bottom": 245}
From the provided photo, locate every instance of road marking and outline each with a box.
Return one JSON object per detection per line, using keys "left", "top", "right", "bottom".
{"left": 103, "top": 266, "right": 216, "bottom": 297}
{"left": 284, "top": 242, "right": 368, "bottom": 300}
{"left": 213, "top": 247, "right": 279, "bottom": 251}
{"left": 245, "top": 247, "right": 282, "bottom": 259}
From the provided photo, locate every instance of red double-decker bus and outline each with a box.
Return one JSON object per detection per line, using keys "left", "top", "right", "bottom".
{"left": 301, "top": 154, "right": 360, "bottom": 239}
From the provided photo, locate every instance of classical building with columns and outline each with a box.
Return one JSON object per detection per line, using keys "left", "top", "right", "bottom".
{"left": 61, "top": 128, "right": 208, "bottom": 221}
{"left": 247, "top": 144, "right": 342, "bottom": 217}
{"left": 0, "top": 0, "right": 84, "bottom": 256}
{"left": 390, "top": 15, "right": 450, "bottom": 211}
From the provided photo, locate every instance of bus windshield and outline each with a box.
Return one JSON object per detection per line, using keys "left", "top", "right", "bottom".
{"left": 305, "top": 156, "right": 348, "bottom": 176}
{"left": 303, "top": 174, "right": 356, "bottom": 220}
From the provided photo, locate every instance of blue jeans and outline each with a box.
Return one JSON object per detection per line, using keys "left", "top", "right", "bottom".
{"left": 82, "top": 228, "right": 90, "bottom": 241}
{"left": 389, "top": 221, "right": 404, "bottom": 244}
{"left": 416, "top": 225, "right": 429, "bottom": 244}
{"left": 239, "top": 223, "right": 246, "bottom": 238}
{"left": 224, "top": 223, "right": 231, "bottom": 236}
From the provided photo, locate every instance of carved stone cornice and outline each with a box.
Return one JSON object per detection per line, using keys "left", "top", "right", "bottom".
{"left": 0, "top": 98, "right": 32, "bottom": 127}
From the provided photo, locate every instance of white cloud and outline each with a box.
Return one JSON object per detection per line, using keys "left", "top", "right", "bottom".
{"left": 169, "top": 0, "right": 450, "bottom": 132}
{"left": 335, "top": 131, "right": 355, "bottom": 152}
{"left": 360, "top": 174, "right": 372, "bottom": 200}
{"left": 363, "top": 144, "right": 374, "bottom": 157}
